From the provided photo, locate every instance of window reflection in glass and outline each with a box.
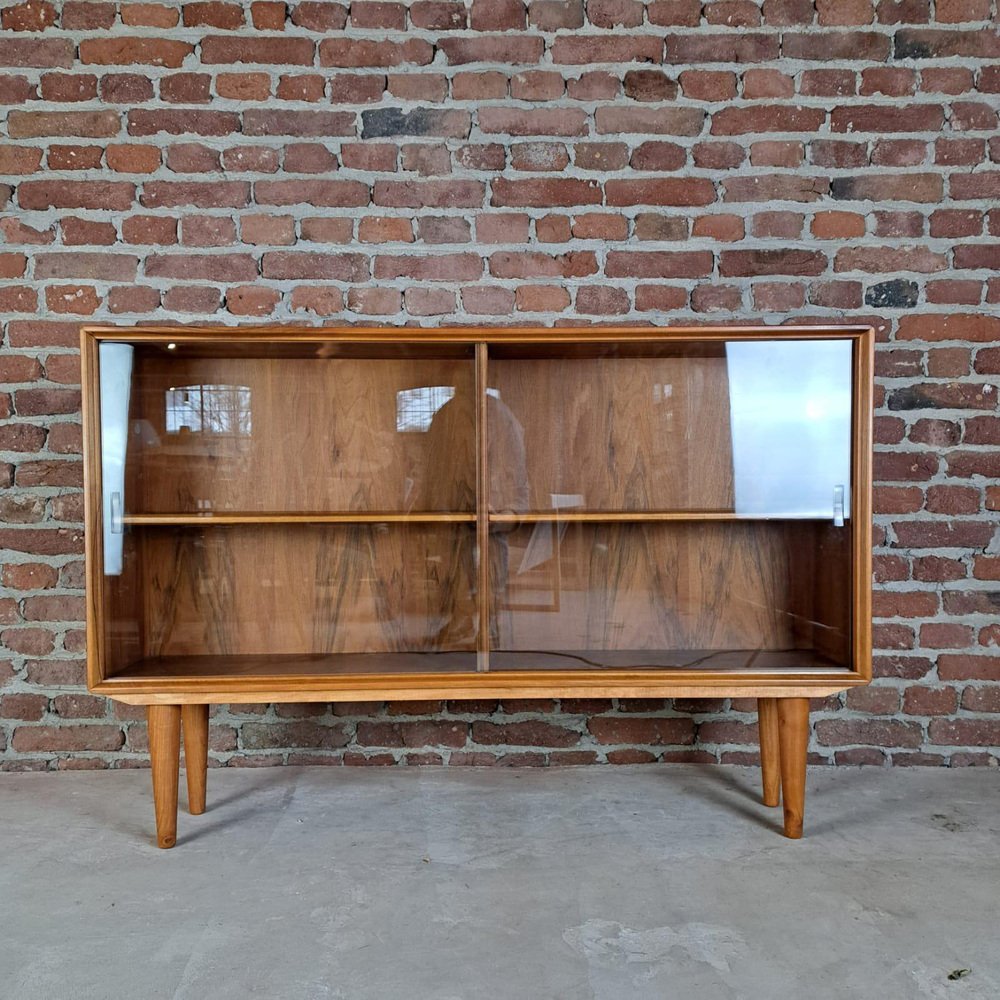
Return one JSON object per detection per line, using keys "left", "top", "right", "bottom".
{"left": 165, "top": 384, "right": 252, "bottom": 436}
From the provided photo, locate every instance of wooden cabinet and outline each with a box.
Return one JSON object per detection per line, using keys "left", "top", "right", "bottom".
{"left": 81, "top": 324, "right": 874, "bottom": 847}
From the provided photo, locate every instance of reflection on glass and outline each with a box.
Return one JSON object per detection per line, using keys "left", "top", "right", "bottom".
{"left": 165, "top": 384, "right": 252, "bottom": 436}
{"left": 99, "top": 342, "right": 133, "bottom": 575}
{"left": 488, "top": 339, "right": 853, "bottom": 518}
{"left": 104, "top": 346, "right": 477, "bottom": 514}
{"left": 726, "top": 340, "right": 852, "bottom": 518}
{"left": 396, "top": 385, "right": 454, "bottom": 433}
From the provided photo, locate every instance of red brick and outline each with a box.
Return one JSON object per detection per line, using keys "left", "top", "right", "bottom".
{"left": 320, "top": 38, "right": 434, "bottom": 67}
{"left": 122, "top": 215, "right": 177, "bottom": 245}
{"left": 596, "top": 107, "right": 704, "bottom": 137}
{"left": 724, "top": 175, "right": 828, "bottom": 203}
{"left": 250, "top": 1, "right": 286, "bottom": 27}
{"left": 290, "top": 2, "right": 348, "bottom": 29}
{"left": 491, "top": 177, "right": 599, "bottom": 208}
{"left": 679, "top": 70, "right": 737, "bottom": 102}
{"left": 254, "top": 179, "right": 369, "bottom": 207}
{"left": 801, "top": 67, "right": 860, "bottom": 94}
{"left": 375, "top": 179, "right": 482, "bottom": 208}
{"left": 262, "top": 251, "right": 368, "bottom": 281}
{"left": 80, "top": 38, "right": 193, "bottom": 68}
{"left": 461, "top": 286, "right": 515, "bottom": 314}
{"left": 815, "top": 719, "right": 922, "bottom": 747}
{"left": 489, "top": 251, "right": 596, "bottom": 279}
{"left": 535, "top": 214, "right": 571, "bottom": 242}
{"left": 509, "top": 142, "right": 568, "bottom": 172}
{"left": 719, "top": 249, "right": 826, "bottom": 276}
{"left": 567, "top": 71, "right": 618, "bottom": 100}
{"left": 509, "top": 70, "right": 563, "bottom": 102}
{"left": 218, "top": 71, "right": 271, "bottom": 100}
{"left": 0, "top": 38, "right": 74, "bottom": 68}
{"left": 8, "top": 110, "right": 119, "bottom": 139}
{"left": 552, "top": 35, "right": 663, "bottom": 64}
{"left": 692, "top": 214, "right": 744, "bottom": 241}
{"left": 623, "top": 69, "right": 677, "bottom": 102}
{"left": 122, "top": 4, "right": 180, "bottom": 26}
{"left": 515, "top": 285, "right": 570, "bottom": 312}
{"left": 589, "top": 716, "right": 694, "bottom": 745}
{"left": 606, "top": 250, "right": 712, "bottom": 278}
{"left": 472, "top": 720, "right": 578, "bottom": 747}
{"left": 290, "top": 286, "right": 345, "bottom": 316}
{"left": 147, "top": 252, "right": 257, "bottom": 281}
{"left": 576, "top": 286, "right": 630, "bottom": 315}
{"left": 860, "top": 67, "right": 916, "bottom": 96}
{"left": 202, "top": 36, "right": 314, "bottom": 65}
{"left": 438, "top": 36, "right": 543, "bottom": 65}
{"left": 283, "top": 143, "right": 338, "bottom": 173}
{"left": 451, "top": 72, "right": 507, "bottom": 100}
{"left": 409, "top": 2, "right": 465, "bottom": 28}
{"left": 929, "top": 719, "right": 1000, "bottom": 747}
{"left": 713, "top": 106, "right": 825, "bottom": 135}
{"left": 666, "top": 33, "right": 779, "bottom": 62}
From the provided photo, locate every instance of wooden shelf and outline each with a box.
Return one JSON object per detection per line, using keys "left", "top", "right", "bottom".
{"left": 488, "top": 510, "right": 837, "bottom": 523}
{"left": 110, "top": 652, "right": 479, "bottom": 680}
{"left": 122, "top": 511, "right": 476, "bottom": 526}
{"left": 107, "top": 649, "right": 850, "bottom": 682}
{"left": 123, "top": 511, "right": 838, "bottom": 526}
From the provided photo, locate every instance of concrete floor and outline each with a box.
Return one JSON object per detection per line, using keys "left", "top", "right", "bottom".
{"left": 1, "top": 766, "right": 998, "bottom": 1000}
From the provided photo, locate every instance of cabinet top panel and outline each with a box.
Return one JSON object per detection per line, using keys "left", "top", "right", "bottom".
{"left": 81, "top": 323, "right": 874, "bottom": 347}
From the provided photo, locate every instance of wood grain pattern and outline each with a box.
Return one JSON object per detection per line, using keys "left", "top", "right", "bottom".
{"left": 114, "top": 523, "right": 477, "bottom": 661}
{"left": 488, "top": 351, "right": 734, "bottom": 513}
{"left": 147, "top": 704, "right": 181, "bottom": 848}
{"left": 778, "top": 697, "right": 810, "bottom": 838}
{"left": 181, "top": 703, "right": 208, "bottom": 815}
{"left": 758, "top": 697, "right": 781, "bottom": 807}
{"left": 126, "top": 354, "right": 476, "bottom": 515}
{"left": 491, "top": 522, "right": 850, "bottom": 661}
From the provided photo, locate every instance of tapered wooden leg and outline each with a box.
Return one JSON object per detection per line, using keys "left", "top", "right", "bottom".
{"left": 777, "top": 698, "right": 810, "bottom": 839}
{"left": 147, "top": 704, "right": 182, "bottom": 849}
{"left": 757, "top": 698, "right": 781, "bottom": 808}
{"left": 181, "top": 704, "right": 209, "bottom": 816}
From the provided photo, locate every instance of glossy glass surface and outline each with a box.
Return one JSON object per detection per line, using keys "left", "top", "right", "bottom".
{"left": 99, "top": 341, "right": 477, "bottom": 518}
{"left": 95, "top": 335, "right": 858, "bottom": 680}
{"left": 487, "top": 339, "right": 853, "bottom": 517}
{"left": 103, "top": 522, "right": 479, "bottom": 678}
{"left": 488, "top": 520, "right": 852, "bottom": 671}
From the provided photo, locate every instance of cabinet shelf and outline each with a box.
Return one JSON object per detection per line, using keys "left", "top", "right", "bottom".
{"left": 106, "top": 649, "right": 853, "bottom": 683}
{"left": 122, "top": 511, "right": 476, "bottom": 526}
{"left": 488, "top": 510, "right": 837, "bottom": 523}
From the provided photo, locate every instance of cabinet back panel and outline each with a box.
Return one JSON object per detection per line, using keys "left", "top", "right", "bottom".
{"left": 124, "top": 353, "right": 476, "bottom": 513}
{"left": 488, "top": 353, "right": 735, "bottom": 513}
{"left": 102, "top": 524, "right": 477, "bottom": 666}
{"left": 489, "top": 521, "right": 852, "bottom": 665}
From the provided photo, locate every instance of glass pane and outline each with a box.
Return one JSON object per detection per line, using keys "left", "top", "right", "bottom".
{"left": 487, "top": 339, "right": 853, "bottom": 517}
{"left": 98, "top": 341, "right": 477, "bottom": 516}
{"left": 489, "top": 521, "right": 852, "bottom": 671}
{"left": 102, "top": 522, "right": 479, "bottom": 678}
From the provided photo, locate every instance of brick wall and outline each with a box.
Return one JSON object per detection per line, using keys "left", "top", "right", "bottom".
{"left": 1, "top": 0, "right": 998, "bottom": 771}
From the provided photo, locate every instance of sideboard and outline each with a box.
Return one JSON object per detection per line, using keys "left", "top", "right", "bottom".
{"left": 81, "top": 324, "right": 874, "bottom": 847}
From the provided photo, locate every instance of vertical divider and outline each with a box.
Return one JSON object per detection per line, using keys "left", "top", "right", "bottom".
{"left": 475, "top": 342, "right": 490, "bottom": 672}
